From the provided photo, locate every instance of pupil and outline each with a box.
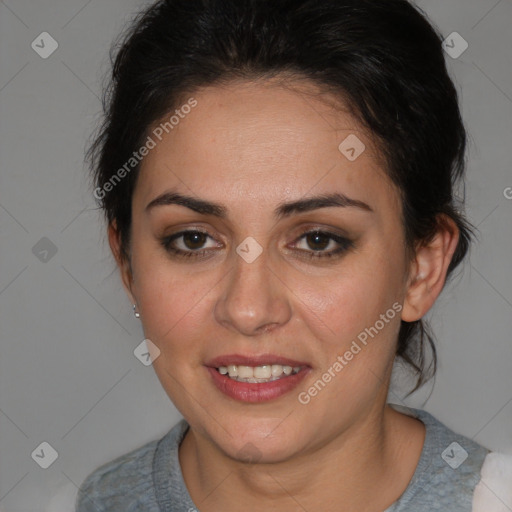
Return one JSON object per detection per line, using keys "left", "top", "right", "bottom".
{"left": 184, "top": 232, "right": 206, "bottom": 249}
{"left": 307, "top": 232, "right": 329, "bottom": 250}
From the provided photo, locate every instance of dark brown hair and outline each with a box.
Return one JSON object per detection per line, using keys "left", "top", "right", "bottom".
{"left": 88, "top": 0, "right": 474, "bottom": 392}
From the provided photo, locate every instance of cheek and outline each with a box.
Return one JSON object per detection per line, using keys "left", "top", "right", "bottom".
{"left": 132, "top": 250, "right": 222, "bottom": 357}
{"left": 295, "top": 258, "right": 401, "bottom": 347}
{"left": 296, "top": 274, "right": 402, "bottom": 401}
{"left": 138, "top": 277, "right": 212, "bottom": 345}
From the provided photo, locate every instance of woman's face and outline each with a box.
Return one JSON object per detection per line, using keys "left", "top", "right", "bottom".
{"left": 120, "top": 79, "right": 415, "bottom": 462}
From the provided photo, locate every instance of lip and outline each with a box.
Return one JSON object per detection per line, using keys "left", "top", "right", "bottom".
{"left": 205, "top": 354, "right": 311, "bottom": 403}
{"left": 206, "top": 367, "right": 310, "bottom": 403}
{"left": 205, "top": 353, "right": 310, "bottom": 368}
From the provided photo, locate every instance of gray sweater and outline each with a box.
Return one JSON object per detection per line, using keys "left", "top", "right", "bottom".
{"left": 75, "top": 407, "right": 489, "bottom": 511}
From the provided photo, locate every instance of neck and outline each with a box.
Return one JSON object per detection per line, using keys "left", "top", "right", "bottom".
{"left": 179, "top": 402, "right": 425, "bottom": 512}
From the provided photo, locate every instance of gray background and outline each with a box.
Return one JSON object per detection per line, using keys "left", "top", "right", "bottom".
{"left": 0, "top": 0, "right": 511, "bottom": 510}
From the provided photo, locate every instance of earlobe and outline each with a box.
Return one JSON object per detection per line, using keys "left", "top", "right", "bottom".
{"left": 107, "top": 221, "right": 136, "bottom": 303}
{"left": 401, "top": 216, "right": 460, "bottom": 322}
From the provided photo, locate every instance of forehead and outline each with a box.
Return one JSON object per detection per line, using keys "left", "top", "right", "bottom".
{"left": 134, "top": 79, "right": 398, "bottom": 216}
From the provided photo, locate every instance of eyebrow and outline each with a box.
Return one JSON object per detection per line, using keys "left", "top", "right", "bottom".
{"left": 145, "top": 190, "right": 373, "bottom": 219}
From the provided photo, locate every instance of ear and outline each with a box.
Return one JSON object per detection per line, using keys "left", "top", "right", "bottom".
{"left": 108, "top": 221, "right": 136, "bottom": 304}
{"left": 401, "top": 215, "right": 460, "bottom": 322}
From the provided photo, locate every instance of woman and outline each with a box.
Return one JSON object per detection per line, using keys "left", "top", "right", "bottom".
{"left": 77, "top": 0, "right": 511, "bottom": 510}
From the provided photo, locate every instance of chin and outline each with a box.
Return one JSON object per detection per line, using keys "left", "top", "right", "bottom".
{"left": 206, "top": 414, "right": 309, "bottom": 464}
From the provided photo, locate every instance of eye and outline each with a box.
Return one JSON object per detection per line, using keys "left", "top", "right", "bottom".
{"left": 291, "top": 230, "right": 353, "bottom": 259}
{"left": 161, "top": 230, "right": 222, "bottom": 259}
{"left": 160, "top": 228, "right": 353, "bottom": 261}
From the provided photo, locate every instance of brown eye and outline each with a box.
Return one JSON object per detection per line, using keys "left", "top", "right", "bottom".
{"left": 305, "top": 232, "right": 331, "bottom": 251}
{"left": 292, "top": 230, "right": 354, "bottom": 259}
{"left": 160, "top": 229, "right": 222, "bottom": 260}
{"left": 182, "top": 231, "right": 208, "bottom": 250}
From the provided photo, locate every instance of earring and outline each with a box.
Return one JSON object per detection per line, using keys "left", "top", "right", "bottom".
{"left": 133, "top": 304, "right": 140, "bottom": 319}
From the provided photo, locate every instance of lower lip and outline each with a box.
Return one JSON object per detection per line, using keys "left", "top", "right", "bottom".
{"left": 206, "top": 367, "right": 310, "bottom": 403}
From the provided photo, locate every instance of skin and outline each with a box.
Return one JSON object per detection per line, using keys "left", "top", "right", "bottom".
{"left": 109, "top": 78, "right": 459, "bottom": 511}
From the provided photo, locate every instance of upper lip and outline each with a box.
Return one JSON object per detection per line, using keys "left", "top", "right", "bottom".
{"left": 205, "top": 353, "right": 310, "bottom": 368}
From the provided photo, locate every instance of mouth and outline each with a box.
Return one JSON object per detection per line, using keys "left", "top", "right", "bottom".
{"left": 216, "top": 364, "right": 303, "bottom": 383}
{"left": 205, "top": 354, "right": 311, "bottom": 403}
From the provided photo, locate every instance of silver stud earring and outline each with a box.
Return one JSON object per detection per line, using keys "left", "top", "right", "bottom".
{"left": 133, "top": 304, "right": 140, "bottom": 319}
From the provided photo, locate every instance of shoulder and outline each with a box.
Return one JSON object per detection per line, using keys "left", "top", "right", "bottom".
{"left": 394, "top": 407, "right": 512, "bottom": 512}
{"left": 390, "top": 406, "right": 490, "bottom": 511}
{"left": 419, "top": 408, "right": 489, "bottom": 499}
{"left": 75, "top": 438, "right": 159, "bottom": 512}
{"left": 75, "top": 420, "right": 187, "bottom": 512}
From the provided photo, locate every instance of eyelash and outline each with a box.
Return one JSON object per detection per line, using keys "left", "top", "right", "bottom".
{"left": 160, "top": 229, "right": 354, "bottom": 261}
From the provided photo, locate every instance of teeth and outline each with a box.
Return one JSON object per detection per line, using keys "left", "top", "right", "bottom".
{"left": 216, "top": 364, "right": 302, "bottom": 382}
{"left": 271, "top": 364, "right": 283, "bottom": 376}
{"left": 254, "top": 365, "right": 271, "bottom": 379}
{"left": 237, "top": 366, "right": 254, "bottom": 379}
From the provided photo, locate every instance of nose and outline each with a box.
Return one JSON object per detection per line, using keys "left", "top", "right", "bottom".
{"left": 214, "top": 247, "right": 292, "bottom": 336}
